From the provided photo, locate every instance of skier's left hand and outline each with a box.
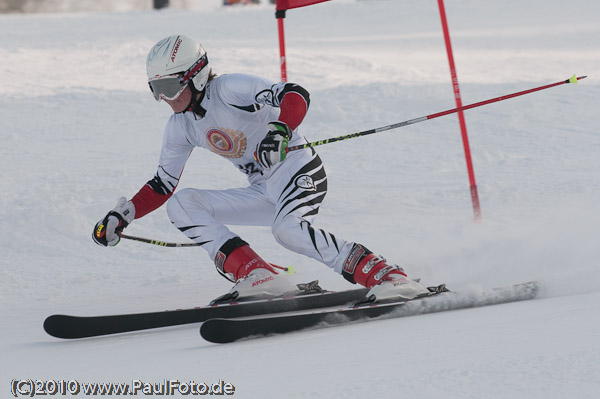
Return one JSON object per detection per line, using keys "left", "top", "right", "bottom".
{"left": 255, "top": 121, "right": 293, "bottom": 169}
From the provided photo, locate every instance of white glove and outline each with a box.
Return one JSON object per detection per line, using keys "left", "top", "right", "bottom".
{"left": 92, "top": 197, "right": 135, "bottom": 247}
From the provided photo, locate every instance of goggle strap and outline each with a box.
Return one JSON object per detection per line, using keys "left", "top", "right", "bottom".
{"left": 180, "top": 53, "right": 208, "bottom": 86}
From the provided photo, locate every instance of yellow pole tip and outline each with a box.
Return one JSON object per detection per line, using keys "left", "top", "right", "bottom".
{"left": 569, "top": 74, "right": 578, "bottom": 84}
{"left": 285, "top": 266, "right": 295, "bottom": 275}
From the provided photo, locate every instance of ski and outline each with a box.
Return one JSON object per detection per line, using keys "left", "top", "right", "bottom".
{"left": 200, "top": 281, "right": 538, "bottom": 343}
{"left": 43, "top": 285, "right": 369, "bottom": 339}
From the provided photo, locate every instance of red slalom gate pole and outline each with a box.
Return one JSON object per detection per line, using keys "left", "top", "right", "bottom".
{"left": 276, "top": 9, "right": 288, "bottom": 82}
{"left": 275, "top": 1, "right": 330, "bottom": 82}
{"left": 438, "top": 0, "right": 481, "bottom": 222}
{"left": 288, "top": 75, "right": 586, "bottom": 149}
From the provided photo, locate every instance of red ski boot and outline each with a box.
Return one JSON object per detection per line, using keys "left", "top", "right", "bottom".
{"left": 213, "top": 237, "right": 297, "bottom": 301}
{"left": 342, "top": 244, "right": 429, "bottom": 302}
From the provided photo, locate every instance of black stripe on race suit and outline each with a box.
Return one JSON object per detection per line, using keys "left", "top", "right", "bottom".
{"left": 279, "top": 166, "right": 327, "bottom": 207}
{"left": 148, "top": 166, "right": 179, "bottom": 195}
{"left": 176, "top": 225, "right": 206, "bottom": 232}
{"left": 147, "top": 174, "right": 171, "bottom": 195}
{"left": 301, "top": 207, "right": 319, "bottom": 219}
{"left": 313, "top": 223, "right": 340, "bottom": 253}
{"left": 173, "top": 224, "right": 211, "bottom": 245}
{"left": 276, "top": 166, "right": 327, "bottom": 221}
{"left": 328, "top": 230, "right": 340, "bottom": 252}
{"left": 276, "top": 191, "right": 327, "bottom": 221}
{"left": 300, "top": 220, "right": 340, "bottom": 258}
{"left": 301, "top": 220, "right": 322, "bottom": 258}
{"left": 277, "top": 153, "right": 325, "bottom": 203}
{"left": 230, "top": 103, "right": 262, "bottom": 113}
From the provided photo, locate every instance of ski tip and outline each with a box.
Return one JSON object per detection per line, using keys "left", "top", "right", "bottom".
{"left": 43, "top": 315, "right": 70, "bottom": 339}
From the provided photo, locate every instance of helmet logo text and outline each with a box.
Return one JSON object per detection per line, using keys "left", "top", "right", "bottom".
{"left": 171, "top": 37, "right": 182, "bottom": 62}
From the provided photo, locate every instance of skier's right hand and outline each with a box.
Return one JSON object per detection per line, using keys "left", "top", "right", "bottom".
{"left": 92, "top": 197, "right": 135, "bottom": 247}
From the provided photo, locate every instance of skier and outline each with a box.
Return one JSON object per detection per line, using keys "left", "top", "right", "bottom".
{"left": 93, "top": 34, "right": 428, "bottom": 302}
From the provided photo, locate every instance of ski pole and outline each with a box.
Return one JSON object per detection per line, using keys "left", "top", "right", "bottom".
{"left": 287, "top": 75, "right": 586, "bottom": 152}
{"left": 120, "top": 233, "right": 294, "bottom": 273}
{"left": 121, "top": 234, "right": 201, "bottom": 247}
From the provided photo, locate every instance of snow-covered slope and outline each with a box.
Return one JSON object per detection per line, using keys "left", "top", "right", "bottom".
{"left": 2, "top": 0, "right": 599, "bottom": 397}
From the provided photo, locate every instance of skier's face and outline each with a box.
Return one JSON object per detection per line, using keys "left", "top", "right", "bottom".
{"left": 164, "top": 86, "right": 192, "bottom": 113}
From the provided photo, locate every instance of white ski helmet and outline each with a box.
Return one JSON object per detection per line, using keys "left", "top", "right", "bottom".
{"left": 146, "top": 34, "right": 210, "bottom": 101}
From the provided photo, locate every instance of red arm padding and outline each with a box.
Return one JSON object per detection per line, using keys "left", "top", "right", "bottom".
{"left": 130, "top": 184, "right": 173, "bottom": 219}
{"left": 278, "top": 91, "right": 308, "bottom": 131}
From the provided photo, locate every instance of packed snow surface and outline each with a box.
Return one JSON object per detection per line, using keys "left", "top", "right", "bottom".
{"left": 1, "top": 0, "right": 599, "bottom": 398}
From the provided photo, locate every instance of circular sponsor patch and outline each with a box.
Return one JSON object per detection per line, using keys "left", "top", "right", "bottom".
{"left": 206, "top": 128, "right": 247, "bottom": 159}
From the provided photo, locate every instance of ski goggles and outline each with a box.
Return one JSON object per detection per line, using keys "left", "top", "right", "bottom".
{"left": 148, "top": 53, "right": 208, "bottom": 101}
